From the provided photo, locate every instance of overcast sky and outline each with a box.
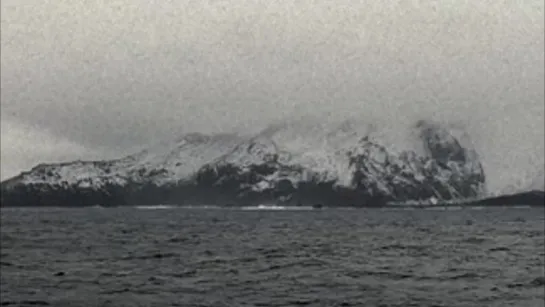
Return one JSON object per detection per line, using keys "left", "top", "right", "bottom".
{"left": 1, "top": 0, "right": 544, "bottom": 191}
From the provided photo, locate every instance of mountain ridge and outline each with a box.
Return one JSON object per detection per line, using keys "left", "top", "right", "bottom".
{"left": 1, "top": 119, "right": 541, "bottom": 208}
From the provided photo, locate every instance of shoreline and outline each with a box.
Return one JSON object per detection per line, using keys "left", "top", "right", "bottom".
{"left": 1, "top": 190, "right": 542, "bottom": 209}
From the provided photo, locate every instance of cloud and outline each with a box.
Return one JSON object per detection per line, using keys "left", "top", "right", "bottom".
{"left": 1, "top": 0, "right": 543, "bottom": 188}
{"left": 0, "top": 120, "right": 115, "bottom": 180}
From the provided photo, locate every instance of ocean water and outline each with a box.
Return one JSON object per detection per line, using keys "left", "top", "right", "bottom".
{"left": 1, "top": 206, "right": 544, "bottom": 307}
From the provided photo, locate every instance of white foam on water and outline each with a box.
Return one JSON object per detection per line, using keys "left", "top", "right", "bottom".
{"left": 135, "top": 205, "right": 176, "bottom": 210}
{"left": 424, "top": 206, "right": 463, "bottom": 211}
{"left": 240, "top": 205, "right": 314, "bottom": 211}
{"left": 179, "top": 205, "right": 223, "bottom": 210}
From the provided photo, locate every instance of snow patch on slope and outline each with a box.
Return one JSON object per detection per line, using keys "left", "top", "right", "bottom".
{"left": 205, "top": 118, "right": 478, "bottom": 197}
{"left": 14, "top": 133, "right": 243, "bottom": 187}
{"left": 14, "top": 160, "right": 128, "bottom": 188}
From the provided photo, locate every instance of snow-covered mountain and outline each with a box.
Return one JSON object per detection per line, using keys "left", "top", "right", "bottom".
{"left": 0, "top": 119, "right": 495, "bottom": 207}
{"left": 2, "top": 133, "right": 243, "bottom": 189}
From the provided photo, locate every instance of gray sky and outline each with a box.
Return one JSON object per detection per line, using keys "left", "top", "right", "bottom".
{"left": 1, "top": 0, "right": 544, "bottom": 192}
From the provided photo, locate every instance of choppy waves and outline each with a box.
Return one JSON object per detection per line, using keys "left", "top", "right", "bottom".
{"left": 1, "top": 207, "right": 544, "bottom": 306}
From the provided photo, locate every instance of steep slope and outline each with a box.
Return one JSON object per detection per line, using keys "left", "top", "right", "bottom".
{"left": 1, "top": 119, "right": 489, "bottom": 207}
{"left": 348, "top": 120, "right": 485, "bottom": 201}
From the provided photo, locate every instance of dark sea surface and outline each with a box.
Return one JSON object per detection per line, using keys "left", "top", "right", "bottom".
{"left": 1, "top": 206, "right": 544, "bottom": 307}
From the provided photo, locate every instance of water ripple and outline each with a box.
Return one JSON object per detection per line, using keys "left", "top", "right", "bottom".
{"left": 1, "top": 207, "right": 544, "bottom": 307}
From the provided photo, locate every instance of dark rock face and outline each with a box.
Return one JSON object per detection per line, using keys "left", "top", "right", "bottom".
{"left": 349, "top": 121, "right": 485, "bottom": 202}
{"left": 179, "top": 120, "right": 486, "bottom": 207}
{"left": 0, "top": 120, "right": 490, "bottom": 207}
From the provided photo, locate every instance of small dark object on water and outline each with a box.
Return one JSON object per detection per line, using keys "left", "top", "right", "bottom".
{"left": 312, "top": 204, "right": 323, "bottom": 209}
